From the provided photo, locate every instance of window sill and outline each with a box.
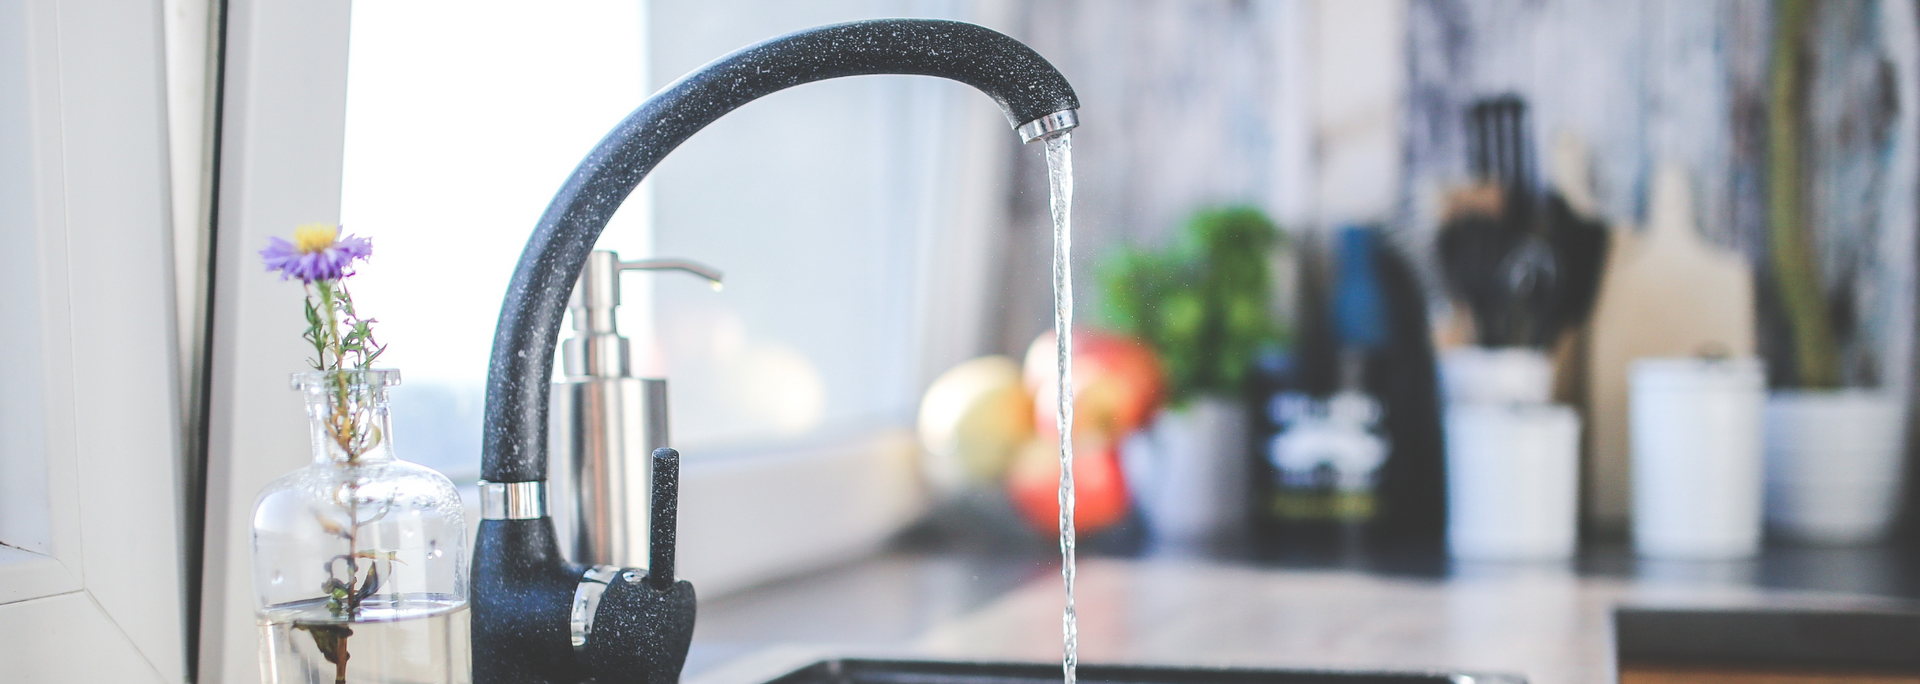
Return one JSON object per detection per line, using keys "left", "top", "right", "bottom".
{"left": 0, "top": 545, "right": 80, "bottom": 606}
{"left": 678, "top": 426, "right": 928, "bottom": 597}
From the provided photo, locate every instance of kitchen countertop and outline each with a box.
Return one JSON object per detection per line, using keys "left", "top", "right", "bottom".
{"left": 685, "top": 543, "right": 1920, "bottom": 684}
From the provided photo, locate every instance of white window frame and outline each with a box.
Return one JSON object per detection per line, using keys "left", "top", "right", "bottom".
{"left": 0, "top": 0, "right": 189, "bottom": 681}
{"left": 196, "top": 1, "right": 353, "bottom": 682}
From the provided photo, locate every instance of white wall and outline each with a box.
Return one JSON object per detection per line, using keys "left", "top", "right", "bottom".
{"left": 997, "top": 0, "right": 1408, "bottom": 349}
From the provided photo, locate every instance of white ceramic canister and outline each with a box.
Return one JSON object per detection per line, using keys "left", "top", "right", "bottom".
{"left": 1445, "top": 402, "right": 1581, "bottom": 560}
{"left": 1630, "top": 357, "right": 1766, "bottom": 559}
{"left": 1765, "top": 390, "right": 1906, "bottom": 544}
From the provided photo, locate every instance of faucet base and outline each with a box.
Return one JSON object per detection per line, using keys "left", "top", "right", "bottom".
{"left": 581, "top": 575, "right": 697, "bottom": 684}
{"left": 474, "top": 518, "right": 589, "bottom": 684}
{"left": 475, "top": 518, "right": 696, "bottom": 684}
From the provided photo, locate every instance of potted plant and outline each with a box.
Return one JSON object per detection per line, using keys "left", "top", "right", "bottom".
{"left": 1097, "top": 206, "right": 1289, "bottom": 546}
{"left": 1760, "top": 0, "right": 1906, "bottom": 545}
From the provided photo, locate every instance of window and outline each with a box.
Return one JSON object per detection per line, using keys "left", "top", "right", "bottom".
{"left": 340, "top": 1, "right": 652, "bottom": 481}
{"left": 339, "top": 0, "right": 1009, "bottom": 465}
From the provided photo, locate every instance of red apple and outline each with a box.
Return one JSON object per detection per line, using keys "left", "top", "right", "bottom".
{"left": 1006, "top": 436, "right": 1130, "bottom": 537}
{"left": 1025, "top": 330, "right": 1165, "bottom": 441}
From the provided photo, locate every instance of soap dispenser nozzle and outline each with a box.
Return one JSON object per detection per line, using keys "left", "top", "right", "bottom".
{"left": 561, "top": 251, "right": 722, "bottom": 379}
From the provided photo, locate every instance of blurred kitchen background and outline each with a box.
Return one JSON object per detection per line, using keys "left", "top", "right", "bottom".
{"left": 322, "top": 0, "right": 1920, "bottom": 676}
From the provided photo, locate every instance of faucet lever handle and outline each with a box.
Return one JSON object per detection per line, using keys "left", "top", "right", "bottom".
{"left": 647, "top": 447, "right": 679, "bottom": 590}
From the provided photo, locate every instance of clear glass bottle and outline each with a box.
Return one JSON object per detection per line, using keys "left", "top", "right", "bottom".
{"left": 253, "top": 369, "right": 471, "bottom": 684}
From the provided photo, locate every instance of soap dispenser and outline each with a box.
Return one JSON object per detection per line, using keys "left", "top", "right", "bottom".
{"left": 550, "top": 250, "right": 721, "bottom": 569}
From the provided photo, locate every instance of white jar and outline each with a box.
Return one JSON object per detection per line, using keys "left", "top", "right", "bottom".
{"left": 1630, "top": 357, "right": 1765, "bottom": 559}
{"left": 1445, "top": 402, "right": 1581, "bottom": 560}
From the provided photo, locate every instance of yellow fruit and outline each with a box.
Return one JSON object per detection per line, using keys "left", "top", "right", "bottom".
{"left": 917, "top": 356, "right": 1034, "bottom": 493}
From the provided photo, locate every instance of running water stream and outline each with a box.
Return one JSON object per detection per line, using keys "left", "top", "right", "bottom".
{"left": 1043, "top": 132, "right": 1077, "bottom": 684}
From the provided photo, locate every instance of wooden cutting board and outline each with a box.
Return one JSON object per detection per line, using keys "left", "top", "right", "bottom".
{"left": 1584, "top": 162, "right": 1757, "bottom": 530}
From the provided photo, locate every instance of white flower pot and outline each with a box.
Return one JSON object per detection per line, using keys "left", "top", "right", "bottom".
{"left": 1765, "top": 390, "right": 1906, "bottom": 545}
{"left": 1119, "top": 396, "right": 1248, "bottom": 546}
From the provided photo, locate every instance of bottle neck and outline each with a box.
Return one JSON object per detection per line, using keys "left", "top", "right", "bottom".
{"left": 295, "top": 369, "right": 400, "bottom": 466}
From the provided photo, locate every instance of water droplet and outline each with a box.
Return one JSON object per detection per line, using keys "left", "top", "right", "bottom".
{"left": 271, "top": 571, "right": 284, "bottom": 585}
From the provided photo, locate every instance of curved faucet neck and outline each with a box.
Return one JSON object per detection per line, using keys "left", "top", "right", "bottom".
{"left": 480, "top": 19, "right": 1078, "bottom": 483}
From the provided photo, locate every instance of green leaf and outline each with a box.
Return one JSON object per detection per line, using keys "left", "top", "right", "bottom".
{"left": 1094, "top": 205, "right": 1287, "bottom": 400}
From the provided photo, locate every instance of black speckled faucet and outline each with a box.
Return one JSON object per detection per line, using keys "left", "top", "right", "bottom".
{"left": 474, "top": 19, "right": 1078, "bottom": 684}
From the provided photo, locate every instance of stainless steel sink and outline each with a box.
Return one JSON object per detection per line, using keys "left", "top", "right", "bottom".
{"left": 757, "top": 659, "right": 1523, "bottom": 684}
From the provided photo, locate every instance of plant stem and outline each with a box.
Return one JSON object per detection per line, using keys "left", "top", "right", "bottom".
{"left": 338, "top": 483, "right": 359, "bottom": 684}
{"left": 315, "top": 280, "right": 364, "bottom": 680}
{"left": 1768, "top": 0, "right": 1840, "bottom": 387}
{"left": 314, "top": 280, "right": 368, "bottom": 461}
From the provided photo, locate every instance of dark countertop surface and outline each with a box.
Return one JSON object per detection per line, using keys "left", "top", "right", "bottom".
{"left": 686, "top": 534, "right": 1920, "bottom": 684}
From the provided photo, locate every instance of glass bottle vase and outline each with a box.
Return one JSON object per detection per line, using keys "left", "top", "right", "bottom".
{"left": 253, "top": 369, "right": 471, "bottom": 684}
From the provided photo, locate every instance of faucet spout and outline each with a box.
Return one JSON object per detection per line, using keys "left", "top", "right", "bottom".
{"left": 474, "top": 18, "right": 1078, "bottom": 684}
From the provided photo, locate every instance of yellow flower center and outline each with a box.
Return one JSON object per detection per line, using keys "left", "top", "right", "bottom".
{"left": 293, "top": 223, "right": 340, "bottom": 254}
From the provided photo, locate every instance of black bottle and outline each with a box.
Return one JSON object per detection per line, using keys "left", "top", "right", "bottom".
{"left": 1251, "top": 227, "right": 1446, "bottom": 561}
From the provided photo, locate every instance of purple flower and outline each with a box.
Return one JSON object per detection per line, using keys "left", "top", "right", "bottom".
{"left": 262, "top": 224, "right": 373, "bottom": 282}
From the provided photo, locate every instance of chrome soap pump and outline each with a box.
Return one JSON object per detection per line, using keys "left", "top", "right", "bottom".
{"left": 550, "top": 250, "right": 721, "bottom": 570}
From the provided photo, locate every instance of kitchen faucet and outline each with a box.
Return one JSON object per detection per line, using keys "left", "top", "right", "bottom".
{"left": 473, "top": 18, "right": 1079, "bottom": 684}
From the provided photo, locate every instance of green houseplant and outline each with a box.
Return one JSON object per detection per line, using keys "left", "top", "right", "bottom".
{"left": 1097, "top": 206, "right": 1290, "bottom": 544}
{"left": 1098, "top": 206, "right": 1289, "bottom": 405}
{"left": 1760, "top": 0, "right": 1905, "bottom": 545}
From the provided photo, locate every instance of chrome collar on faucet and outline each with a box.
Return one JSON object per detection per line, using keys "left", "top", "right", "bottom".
{"left": 480, "top": 481, "right": 548, "bottom": 520}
